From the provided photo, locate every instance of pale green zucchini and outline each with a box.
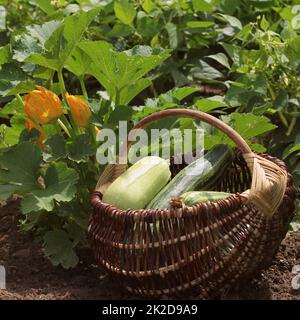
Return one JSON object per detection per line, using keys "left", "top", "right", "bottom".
{"left": 102, "top": 156, "right": 171, "bottom": 210}
{"left": 146, "top": 144, "right": 233, "bottom": 209}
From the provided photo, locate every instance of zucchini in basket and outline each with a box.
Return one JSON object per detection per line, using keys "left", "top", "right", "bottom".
{"left": 102, "top": 156, "right": 171, "bottom": 210}
{"left": 176, "top": 191, "right": 233, "bottom": 206}
{"left": 146, "top": 144, "right": 233, "bottom": 209}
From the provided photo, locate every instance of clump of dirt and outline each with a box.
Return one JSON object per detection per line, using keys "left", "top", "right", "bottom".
{"left": 0, "top": 199, "right": 299, "bottom": 300}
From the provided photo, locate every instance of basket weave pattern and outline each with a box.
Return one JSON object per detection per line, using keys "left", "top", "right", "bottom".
{"left": 88, "top": 109, "right": 297, "bottom": 298}
{"left": 89, "top": 152, "right": 296, "bottom": 298}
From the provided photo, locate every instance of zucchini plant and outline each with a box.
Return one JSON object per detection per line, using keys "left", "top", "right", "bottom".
{"left": 0, "top": 0, "right": 299, "bottom": 268}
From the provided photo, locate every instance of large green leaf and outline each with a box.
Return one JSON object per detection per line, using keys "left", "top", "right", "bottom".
{"left": 13, "top": 34, "right": 41, "bottom": 62}
{"left": 0, "top": 97, "right": 24, "bottom": 117}
{"left": 195, "top": 97, "right": 228, "bottom": 112}
{"left": 117, "top": 78, "right": 151, "bottom": 105}
{"left": 107, "top": 23, "right": 133, "bottom": 38}
{"left": 13, "top": 21, "right": 61, "bottom": 63}
{"left": 0, "top": 142, "right": 42, "bottom": 200}
{"left": 207, "top": 53, "right": 231, "bottom": 69}
{"left": 21, "top": 162, "right": 79, "bottom": 213}
{"left": 108, "top": 105, "right": 134, "bottom": 125}
{"left": 67, "top": 134, "right": 95, "bottom": 163}
{"left": 137, "top": 13, "right": 160, "bottom": 39}
{"left": 190, "top": 60, "right": 223, "bottom": 80}
{"left": 192, "top": 0, "right": 214, "bottom": 12}
{"left": 44, "top": 229, "right": 79, "bottom": 269}
{"left": 32, "top": 0, "right": 55, "bottom": 15}
{"left": 114, "top": 0, "right": 136, "bottom": 25}
{"left": 56, "top": 7, "right": 100, "bottom": 69}
{"left": 285, "top": 35, "right": 300, "bottom": 63}
{"left": 64, "top": 47, "right": 92, "bottom": 77}
{"left": 165, "top": 22, "right": 179, "bottom": 49}
{"left": 216, "top": 13, "right": 242, "bottom": 30}
{"left": 204, "top": 113, "right": 276, "bottom": 151}
{"left": 167, "top": 87, "right": 198, "bottom": 101}
{"left": 230, "top": 113, "right": 277, "bottom": 139}
{"left": 142, "top": 0, "right": 156, "bottom": 13}
{"left": 27, "top": 20, "right": 62, "bottom": 46}
{"left": 221, "top": 43, "right": 241, "bottom": 66}
{"left": 0, "top": 62, "right": 35, "bottom": 96}
{"left": 1, "top": 80, "right": 36, "bottom": 97}
{"left": 26, "top": 8, "right": 101, "bottom": 70}
{"left": 0, "top": 116, "right": 25, "bottom": 148}
{"left": 0, "top": 63, "right": 27, "bottom": 82}
{"left": 79, "top": 41, "right": 170, "bottom": 104}
{"left": 43, "top": 134, "right": 67, "bottom": 162}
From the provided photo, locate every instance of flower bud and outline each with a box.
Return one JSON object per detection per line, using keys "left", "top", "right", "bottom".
{"left": 66, "top": 94, "right": 91, "bottom": 128}
{"left": 24, "top": 86, "right": 63, "bottom": 125}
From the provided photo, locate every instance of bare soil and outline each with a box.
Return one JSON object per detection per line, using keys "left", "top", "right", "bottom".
{"left": 0, "top": 198, "right": 299, "bottom": 300}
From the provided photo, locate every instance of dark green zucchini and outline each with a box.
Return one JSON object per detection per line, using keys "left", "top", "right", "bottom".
{"left": 146, "top": 144, "right": 233, "bottom": 209}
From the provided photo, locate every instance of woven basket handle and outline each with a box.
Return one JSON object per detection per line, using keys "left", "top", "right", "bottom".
{"left": 119, "top": 109, "right": 251, "bottom": 159}
{"left": 98, "top": 108, "right": 287, "bottom": 218}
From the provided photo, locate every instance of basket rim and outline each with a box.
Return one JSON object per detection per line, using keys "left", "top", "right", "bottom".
{"left": 90, "top": 190, "right": 247, "bottom": 220}
{"left": 90, "top": 151, "right": 289, "bottom": 220}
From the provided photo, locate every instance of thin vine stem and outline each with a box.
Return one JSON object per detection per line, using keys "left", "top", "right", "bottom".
{"left": 57, "top": 69, "right": 67, "bottom": 101}
{"left": 79, "top": 76, "right": 88, "bottom": 100}
{"left": 267, "top": 82, "right": 289, "bottom": 128}
{"left": 57, "top": 118, "right": 71, "bottom": 138}
{"left": 57, "top": 69, "right": 79, "bottom": 138}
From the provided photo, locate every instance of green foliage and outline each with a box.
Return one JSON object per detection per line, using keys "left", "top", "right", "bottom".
{"left": 26, "top": 8, "right": 101, "bottom": 71}
{"left": 21, "top": 162, "right": 79, "bottom": 214}
{"left": 79, "top": 41, "right": 170, "bottom": 104}
{"left": 67, "top": 134, "right": 95, "bottom": 163}
{"left": 114, "top": 0, "right": 136, "bottom": 25}
{"left": 44, "top": 229, "right": 79, "bottom": 269}
{"left": 0, "top": 142, "right": 42, "bottom": 199}
{"left": 0, "top": 0, "right": 299, "bottom": 269}
{"left": 43, "top": 134, "right": 66, "bottom": 162}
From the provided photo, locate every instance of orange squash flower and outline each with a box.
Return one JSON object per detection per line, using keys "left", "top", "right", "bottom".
{"left": 24, "top": 86, "right": 63, "bottom": 125}
{"left": 66, "top": 93, "right": 91, "bottom": 128}
{"left": 24, "top": 118, "right": 46, "bottom": 148}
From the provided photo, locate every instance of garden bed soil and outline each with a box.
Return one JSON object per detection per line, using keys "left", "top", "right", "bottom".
{"left": 0, "top": 198, "right": 299, "bottom": 300}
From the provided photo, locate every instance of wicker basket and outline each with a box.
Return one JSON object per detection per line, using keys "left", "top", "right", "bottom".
{"left": 89, "top": 109, "right": 297, "bottom": 298}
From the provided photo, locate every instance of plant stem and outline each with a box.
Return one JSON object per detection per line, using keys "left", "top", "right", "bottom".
{"left": 150, "top": 82, "right": 158, "bottom": 98}
{"left": 115, "top": 90, "right": 120, "bottom": 107}
{"left": 54, "top": 121, "right": 62, "bottom": 135}
{"left": 46, "top": 70, "right": 54, "bottom": 89}
{"left": 267, "top": 82, "right": 276, "bottom": 101}
{"left": 287, "top": 116, "right": 297, "bottom": 137}
{"left": 57, "top": 69, "right": 67, "bottom": 101}
{"left": 59, "top": 114, "right": 75, "bottom": 138}
{"left": 267, "top": 82, "right": 289, "bottom": 128}
{"left": 16, "top": 93, "right": 24, "bottom": 107}
{"left": 278, "top": 112, "right": 289, "bottom": 128}
{"left": 57, "top": 69, "right": 80, "bottom": 137}
{"left": 57, "top": 119, "right": 71, "bottom": 138}
{"left": 88, "top": 124, "right": 97, "bottom": 145}
{"left": 79, "top": 76, "right": 88, "bottom": 100}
